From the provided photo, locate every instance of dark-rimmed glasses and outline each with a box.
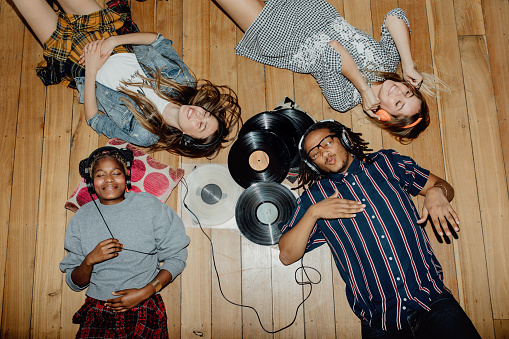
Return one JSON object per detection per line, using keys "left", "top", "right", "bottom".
{"left": 307, "top": 134, "right": 336, "bottom": 160}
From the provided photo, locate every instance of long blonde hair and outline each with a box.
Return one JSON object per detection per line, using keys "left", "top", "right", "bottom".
{"left": 118, "top": 70, "right": 242, "bottom": 158}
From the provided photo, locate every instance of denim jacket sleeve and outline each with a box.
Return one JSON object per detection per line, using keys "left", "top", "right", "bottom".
{"left": 75, "top": 77, "right": 160, "bottom": 147}
{"left": 74, "top": 35, "right": 193, "bottom": 147}
{"left": 134, "top": 34, "right": 195, "bottom": 88}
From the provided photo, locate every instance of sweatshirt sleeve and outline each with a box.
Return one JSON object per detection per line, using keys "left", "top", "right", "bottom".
{"left": 154, "top": 204, "right": 190, "bottom": 281}
{"left": 59, "top": 217, "right": 89, "bottom": 292}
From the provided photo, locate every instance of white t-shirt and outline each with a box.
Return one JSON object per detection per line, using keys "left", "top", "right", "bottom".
{"left": 96, "top": 53, "right": 170, "bottom": 115}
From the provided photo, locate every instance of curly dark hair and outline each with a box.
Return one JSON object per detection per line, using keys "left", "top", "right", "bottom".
{"left": 296, "top": 121, "right": 372, "bottom": 190}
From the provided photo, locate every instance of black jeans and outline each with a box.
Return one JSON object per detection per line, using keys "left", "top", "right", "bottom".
{"left": 361, "top": 292, "right": 481, "bottom": 339}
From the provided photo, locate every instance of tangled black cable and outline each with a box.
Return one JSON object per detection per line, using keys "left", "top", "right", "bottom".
{"left": 181, "top": 177, "right": 322, "bottom": 333}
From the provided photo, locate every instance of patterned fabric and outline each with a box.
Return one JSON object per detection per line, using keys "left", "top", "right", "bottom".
{"left": 235, "top": 0, "right": 410, "bottom": 112}
{"left": 36, "top": 0, "right": 139, "bottom": 89}
{"left": 280, "top": 150, "right": 445, "bottom": 331}
{"left": 73, "top": 295, "right": 168, "bottom": 338}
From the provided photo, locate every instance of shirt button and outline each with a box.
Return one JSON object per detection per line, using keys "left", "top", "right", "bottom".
{"left": 389, "top": 257, "right": 393, "bottom": 260}
{"left": 403, "top": 298, "right": 407, "bottom": 302}
{"left": 371, "top": 215, "right": 375, "bottom": 219}
{"left": 105, "top": 90, "right": 109, "bottom": 94}
{"left": 133, "top": 134, "right": 139, "bottom": 137}
{"left": 351, "top": 182, "right": 356, "bottom": 186}
{"left": 403, "top": 306, "right": 407, "bottom": 310}
{"left": 362, "top": 199, "right": 366, "bottom": 202}
{"left": 396, "top": 277, "right": 401, "bottom": 281}
{"left": 381, "top": 235, "right": 385, "bottom": 239}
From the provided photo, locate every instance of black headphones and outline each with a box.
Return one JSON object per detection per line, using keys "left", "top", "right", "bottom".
{"left": 79, "top": 146, "right": 134, "bottom": 195}
{"left": 179, "top": 122, "right": 225, "bottom": 150}
{"left": 298, "top": 120, "right": 353, "bottom": 175}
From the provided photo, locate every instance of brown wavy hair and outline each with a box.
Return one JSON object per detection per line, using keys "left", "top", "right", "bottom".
{"left": 117, "top": 69, "right": 242, "bottom": 158}
{"left": 368, "top": 71, "right": 430, "bottom": 143}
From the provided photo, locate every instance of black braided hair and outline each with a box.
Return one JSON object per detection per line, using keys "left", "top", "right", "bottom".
{"left": 296, "top": 121, "right": 372, "bottom": 190}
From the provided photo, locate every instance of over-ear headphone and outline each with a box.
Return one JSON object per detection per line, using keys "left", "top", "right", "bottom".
{"left": 79, "top": 147, "right": 133, "bottom": 195}
{"left": 298, "top": 120, "right": 353, "bottom": 175}
{"left": 180, "top": 122, "right": 225, "bottom": 150}
{"left": 375, "top": 109, "right": 392, "bottom": 122}
{"left": 375, "top": 108, "right": 423, "bottom": 128}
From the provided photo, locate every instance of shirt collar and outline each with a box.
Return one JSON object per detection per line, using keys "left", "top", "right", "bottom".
{"left": 326, "top": 155, "right": 361, "bottom": 182}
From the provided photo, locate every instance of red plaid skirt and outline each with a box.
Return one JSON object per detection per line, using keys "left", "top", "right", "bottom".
{"left": 36, "top": 0, "right": 139, "bottom": 89}
{"left": 73, "top": 295, "right": 168, "bottom": 338}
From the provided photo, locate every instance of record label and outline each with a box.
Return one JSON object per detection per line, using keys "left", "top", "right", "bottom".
{"left": 235, "top": 182, "right": 297, "bottom": 246}
{"left": 228, "top": 130, "right": 291, "bottom": 189}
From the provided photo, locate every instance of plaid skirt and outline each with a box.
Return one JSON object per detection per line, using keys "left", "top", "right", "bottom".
{"left": 36, "top": 0, "right": 139, "bottom": 88}
{"left": 73, "top": 294, "right": 169, "bottom": 339}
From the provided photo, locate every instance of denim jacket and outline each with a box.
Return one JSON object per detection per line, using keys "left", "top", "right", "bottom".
{"left": 75, "top": 34, "right": 194, "bottom": 147}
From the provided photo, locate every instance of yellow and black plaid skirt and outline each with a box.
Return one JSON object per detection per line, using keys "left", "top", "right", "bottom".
{"left": 36, "top": 0, "right": 139, "bottom": 89}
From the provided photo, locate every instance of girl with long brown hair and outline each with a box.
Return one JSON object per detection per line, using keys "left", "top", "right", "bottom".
{"left": 214, "top": 0, "right": 441, "bottom": 143}
{"left": 12, "top": 0, "right": 241, "bottom": 158}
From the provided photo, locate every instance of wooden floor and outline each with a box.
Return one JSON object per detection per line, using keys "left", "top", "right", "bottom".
{"left": 1, "top": 0, "right": 508, "bottom": 337}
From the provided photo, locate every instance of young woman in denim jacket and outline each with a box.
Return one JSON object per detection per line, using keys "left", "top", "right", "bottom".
{"left": 12, "top": 0, "right": 241, "bottom": 158}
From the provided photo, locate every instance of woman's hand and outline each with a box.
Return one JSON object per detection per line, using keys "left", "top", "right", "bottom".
{"left": 402, "top": 64, "right": 423, "bottom": 89}
{"left": 79, "top": 39, "right": 113, "bottom": 70}
{"left": 417, "top": 187, "right": 460, "bottom": 236}
{"left": 85, "top": 238, "right": 123, "bottom": 266}
{"left": 360, "top": 87, "right": 381, "bottom": 119}
{"left": 105, "top": 287, "right": 152, "bottom": 312}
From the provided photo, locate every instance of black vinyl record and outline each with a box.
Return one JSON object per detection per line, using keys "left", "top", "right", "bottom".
{"left": 240, "top": 112, "right": 301, "bottom": 168}
{"left": 235, "top": 182, "right": 297, "bottom": 246}
{"left": 274, "top": 108, "right": 315, "bottom": 136}
{"left": 228, "top": 130, "right": 291, "bottom": 189}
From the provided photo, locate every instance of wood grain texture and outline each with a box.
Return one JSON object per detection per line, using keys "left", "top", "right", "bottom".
{"left": 426, "top": 0, "right": 494, "bottom": 337}
{"left": 453, "top": 0, "right": 485, "bottom": 36}
{"left": 0, "top": 0, "right": 25, "bottom": 328}
{"left": 30, "top": 84, "right": 73, "bottom": 336}
{"left": 459, "top": 35, "right": 509, "bottom": 320}
{"left": 1, "top": 28, "right": 46, "bottom": 338}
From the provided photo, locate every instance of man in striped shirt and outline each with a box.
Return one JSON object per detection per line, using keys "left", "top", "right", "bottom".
{"left": 279, "top": 120, "right": 480, "bottom": 338}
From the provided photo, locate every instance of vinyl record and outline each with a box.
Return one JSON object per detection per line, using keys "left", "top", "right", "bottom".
{"left": 274, "top": 108, "right": 316, "bottom": 136}
{"left": 235, "top": 182, "right": 297, "bottom": 245}
{"left": 228, "top": 130, "right": 291, "bottom": 189}
{"left": 240, "top": 111, "right": 301, "bottom": 168}
{"left": 184, "top": 164, "right": 243, "bottom": 226}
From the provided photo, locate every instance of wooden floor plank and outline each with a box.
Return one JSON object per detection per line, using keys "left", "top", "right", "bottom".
{"left": 459, "top": 35, "right": 509, "bottom": 320}
{"left": 425, "top": 0, "right": 495, "bottom": 337}
{"left": 30, "top": 85, "right": 74, "bottom": 337}
{"left": 494, "top": 319, "right": 509, "bottom": 339}
{"left": 0, "top": 0, "right": 25, "bottom": 328}
{"left": 453, "top": 0, "right": 485, "bottom": 36}
{"left": 481, "top": 0, "right": 509, "bottom": 186}
{"left": 1, "top": 29, "right": 46, "bottom": 338}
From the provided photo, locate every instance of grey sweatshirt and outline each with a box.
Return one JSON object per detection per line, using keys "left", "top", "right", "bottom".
{"left": 60, "top": 192, "right": 190, "bottom": 301}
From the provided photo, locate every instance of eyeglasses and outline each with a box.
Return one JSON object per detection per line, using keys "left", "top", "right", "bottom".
{"left": 307, "top": 134, "right": 336, "bottom": 160}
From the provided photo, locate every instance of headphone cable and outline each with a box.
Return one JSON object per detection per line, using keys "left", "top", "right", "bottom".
{"left": 181, "top": 177, "right": 322, "bottom": 334}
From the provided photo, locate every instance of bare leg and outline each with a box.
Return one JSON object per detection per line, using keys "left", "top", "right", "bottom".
{"left": 57, "top": 0, "right": 102, "bottom": 16}
{"left": 11, "top": 0, "right": 57, "bottom": 43}
{"left": 213, "top": 0, "right": 264, "bottom": 32}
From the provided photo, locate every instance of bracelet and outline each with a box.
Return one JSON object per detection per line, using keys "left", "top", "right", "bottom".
{"left": 149, "top": 278, "right": 162, "bottom": 293}
{"left": 433, "top": 184, "right": 448, "bottom": 198}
